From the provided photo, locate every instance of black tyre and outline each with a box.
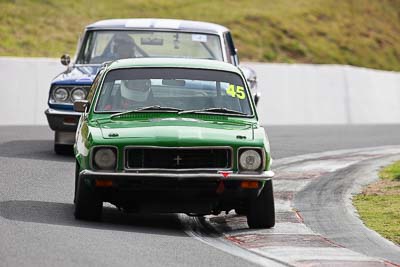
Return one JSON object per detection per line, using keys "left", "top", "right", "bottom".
{"left": 74, "top": 171, "right": 102, "bottom": 221}
{"left": 74, "top": 161, "right": 79, "bottom": 204}
{"left": 235, "top": 206, "right": 248, "bottom": 215}
{"left": 54, "top": 144, "right": 73, "bottom": 155}
{"left": 247, "top": 179, "right": 275, "bottom": 229}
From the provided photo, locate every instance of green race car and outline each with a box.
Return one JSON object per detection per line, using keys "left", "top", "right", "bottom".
{"left": 73, "top": 58, "right": 275, "bottom": 229}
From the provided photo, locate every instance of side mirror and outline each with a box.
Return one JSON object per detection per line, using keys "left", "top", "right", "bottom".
{"left": 240, "top": 65, "right": 260, "bottom": 105}
{"left": 253, "top": 92, "right": 261, "bottom": 106}
{"left": 74, "top": 100, "right": 89, "bottom": 112}
{"left": 61, "top": 54, "right": 71, "bottom": 66}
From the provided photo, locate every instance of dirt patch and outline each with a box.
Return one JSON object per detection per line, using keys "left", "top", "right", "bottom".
{"left": 361, "top": 179, "right": 400, "bottom": 196}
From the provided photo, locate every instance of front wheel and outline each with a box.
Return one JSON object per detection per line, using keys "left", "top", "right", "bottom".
{"left": 74, "top": 172, "right": 102, "bottom": 221}
{"left": 246, "top": 179, "right": 275, "bottom": 229}
{"left": 74, "top": 161, "right": 79, "bottom": 204}
{"left": 235, "top": 206, "right": 248, "bottom": 216}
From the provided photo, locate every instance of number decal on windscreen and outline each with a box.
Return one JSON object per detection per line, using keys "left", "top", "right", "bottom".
{"left": 226, "top": 84, "right": 246, "bottom": 99}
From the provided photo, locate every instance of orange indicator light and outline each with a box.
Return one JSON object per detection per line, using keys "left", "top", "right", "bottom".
{"left": 240, "top": 181, "right": 259, "bottom": 189}
{"left": 95, "top": 180, "right": 113, "bottom": 187}
{"left": 64, "top": 117, "right": 77, "bottom": 124}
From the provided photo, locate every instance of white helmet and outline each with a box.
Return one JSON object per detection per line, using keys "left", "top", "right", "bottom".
{"left": 121, "top": 79, "right": 151, "bottom": 102}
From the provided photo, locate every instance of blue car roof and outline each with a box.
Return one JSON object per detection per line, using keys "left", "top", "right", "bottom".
{"left": 86, "top": 18, "right": 229, "bottom": 34}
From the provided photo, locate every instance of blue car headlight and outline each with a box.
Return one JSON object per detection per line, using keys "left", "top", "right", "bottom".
{"left": 50, "top": 85, "right": 90, "bottom": 104}
{"left": 71, "top": 88, "right": 87, "bottom": 101}
{"left": 53, "top": 87, "right": 69, "bottom": 102}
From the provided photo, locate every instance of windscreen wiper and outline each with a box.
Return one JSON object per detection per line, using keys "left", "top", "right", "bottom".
{"left": 111, "top": 105, "right": 183, "bottom": 118}
{"left": 134, "top": 105, "right": 184, "bottom": 112}
{"left": 179, "top": 107, "right": 248, "bottom": 116}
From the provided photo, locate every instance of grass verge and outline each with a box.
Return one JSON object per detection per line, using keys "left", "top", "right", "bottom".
{"left": 353, "top": 160, "right": 400, "bottom": 245}
{"left": 1, "top": 0, "right": 400, "bottom": 70}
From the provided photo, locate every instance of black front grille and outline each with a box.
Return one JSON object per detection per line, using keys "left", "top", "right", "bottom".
{"left": 125, "top": 147, "right": 232, "bottom": 169}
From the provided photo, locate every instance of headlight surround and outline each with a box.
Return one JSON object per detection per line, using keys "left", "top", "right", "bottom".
{"left": 238, "top": 149, "right": 263, "bottom": 172}
{"left": 71, "top": 88, "right": 86, "bottom": 101}
{"left": 93, "top": 147, "right": 117, "bottom": 171}
{"left": 50, "top": 86, "right": 89, "bottom": 104}
{"left": 53, "top": 87, "right": 69, "bottom": 102}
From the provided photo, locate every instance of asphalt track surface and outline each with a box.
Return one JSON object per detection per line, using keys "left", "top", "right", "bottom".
{"left": 294, "top": 151, "right": 400, "bottom": 263}
{"left": 0, "top": 125, "right": 400, "bottom": 266}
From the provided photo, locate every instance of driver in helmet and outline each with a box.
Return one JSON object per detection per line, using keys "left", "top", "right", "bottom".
{"left": 120, "top": 79, "right": 155, "bottom": 109}
{"left": 103, "top": 79, "right": 154, "bottom": 111}
{"left": 90, "top": 34, "right": 136, "bottom": 64}
{"left": 112, "top": 34, "right": 136, "bottom": 60}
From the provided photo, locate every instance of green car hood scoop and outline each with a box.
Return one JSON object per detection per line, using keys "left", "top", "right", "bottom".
{"left": 97, "top": 117, "right": 255, "bottom": 141}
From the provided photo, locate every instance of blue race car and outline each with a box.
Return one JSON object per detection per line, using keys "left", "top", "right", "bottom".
{"left": 45, "top": 18, "right": 259, "bottom": 154}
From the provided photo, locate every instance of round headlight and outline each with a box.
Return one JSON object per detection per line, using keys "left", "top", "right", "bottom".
{"left": 53, "top": 88, "right": 69, "bottom": 102}
{"left": 71, "top": 88, "right": 86, "bottom": 101}
{"left": 94, "top": 148, "right": 116, "bottom": 170}
{"left": 239, "top": 149, "right": 262, "bottom": 171}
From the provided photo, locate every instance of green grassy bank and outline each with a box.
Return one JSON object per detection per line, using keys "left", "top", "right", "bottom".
{"left": 353, "top": 160, "right": 400, "bottom": 245}
{"left": 1, "top": 0, "right": 400, "bottom": 70}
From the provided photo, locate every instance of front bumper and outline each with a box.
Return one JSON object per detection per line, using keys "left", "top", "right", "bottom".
{"left": 45, "top": 108, "right": 81, "bottom": 132}
{"left": 79, "top": 170, "right": 274, "bottom": 182}
{"left": 79, "top": 170, "right": 274, "bottom": 213}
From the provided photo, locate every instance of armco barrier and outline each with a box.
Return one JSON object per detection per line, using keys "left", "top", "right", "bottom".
{"left": 0, "top": 57, "right": 399, "bottom": 125}
{"left": 0, "top": 57, "right": 64, "bottom": 125}
{"left": 245, "top": 62, "right": 400, "bottom": 125}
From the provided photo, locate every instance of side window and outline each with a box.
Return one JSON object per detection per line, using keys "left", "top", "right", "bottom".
{"left": 87, "top": 70, "right": 104, "bottom": 103}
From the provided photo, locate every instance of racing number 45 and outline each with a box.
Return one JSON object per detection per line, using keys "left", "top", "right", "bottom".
{"left": 226, "top": 84, "right": 245, "bottom": 99}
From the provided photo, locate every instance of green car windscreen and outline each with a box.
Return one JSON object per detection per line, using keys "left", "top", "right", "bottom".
{"left": 95, "top": 68, "right": 253, "bottom": 116}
